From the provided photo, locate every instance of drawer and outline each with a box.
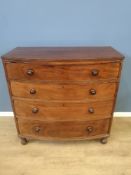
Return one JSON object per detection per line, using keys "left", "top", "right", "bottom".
{"left": 18, "top": 119, "right": 110, "bottom": 139}
{"left": 14, "top": 100, "right": 113, "bottom": 121}
{"left": 6, "top": 62, "right": 120, "bottom": 81}
{"left": 11, "top": 81, "right": 117, "bottom": 101}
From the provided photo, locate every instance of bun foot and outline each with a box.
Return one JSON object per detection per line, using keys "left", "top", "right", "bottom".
{"left": 20, "top": 138, "right": 28, "bottom": 145}
{"left": 100, "top": 137, "right": 108, "bottom": 144}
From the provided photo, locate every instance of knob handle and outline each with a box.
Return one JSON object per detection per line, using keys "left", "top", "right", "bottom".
{"left": 88, "top": 107, "right": 94, "bottom": 113}
{"left": 27, "top": 69, "right": 34, "bottom": 76}
{"left": 86, "top": 126, "right": 93, "bottom": 133}
{"left": 34, "top": 126, "right": 41, "bottom": 133}
{"left": 89, "top": 89, "right": 96, "bottom": 95}
{"left": 32, "top": 107, "right": 39, "bottom": 113}
{"left": 30, "top": 89, "right": 36, "bottom": 94}
{"left": 91, "top": 69, "right": 99, "bottom": 76}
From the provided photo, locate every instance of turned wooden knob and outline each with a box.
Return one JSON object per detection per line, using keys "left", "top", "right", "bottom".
{"left": 88, "top": 107, "right": 94, "bottom": 113}
{"left": 30, "top": 89, "right": 36, "bottom": 94}
{"left": 89, "top": 89, "right": 96, "bottom": 95}
{"left": 86, "top": 126, "right": 93, "bottom": 133}
{"left": 34, "top": 126, "right": 41, "bottom": 132}
{"left": 91, "top": 69, "right": 99, "bottom": 76}
{"left": 27, "top": 69, "right": 34, "bottom": 76}
{"left": 32, "top": 107, "right": 39, "bottom": 113}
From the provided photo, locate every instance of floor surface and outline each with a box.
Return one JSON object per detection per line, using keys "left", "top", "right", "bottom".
{"left": 0, "top": 117, "right": 131, "bottom": 175}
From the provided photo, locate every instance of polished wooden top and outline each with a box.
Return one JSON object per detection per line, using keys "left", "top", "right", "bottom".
{"left": 2, "top": 47, "right": 124, "bottom": 62}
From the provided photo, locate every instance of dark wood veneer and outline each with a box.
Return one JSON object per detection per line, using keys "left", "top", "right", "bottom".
{"left": 1, "top": 47, "right": 124, "bottom": 144}
{"left": 2, "top": 47, "right": 124, "bottom": 61}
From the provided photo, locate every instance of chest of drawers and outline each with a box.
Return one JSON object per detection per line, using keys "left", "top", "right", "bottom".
{"left": 2, "top": 47, "right": 124, "bottom": 144}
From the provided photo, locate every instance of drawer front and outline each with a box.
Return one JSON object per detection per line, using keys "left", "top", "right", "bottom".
{"left": 14, "top": 100, "right": 113, "bottom": 121}
{"left": 6, "top": 62, "right": 120, "bottom": 81}
{"left": 18, "top": 119, "right": 110, "bottom": 139}
{"left": 11, "top": 81, "right": 117, "bottom": 101}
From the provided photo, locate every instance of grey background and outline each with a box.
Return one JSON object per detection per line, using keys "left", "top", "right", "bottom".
{"left": 0, "top": 0, "right": 131, "bottom": 111}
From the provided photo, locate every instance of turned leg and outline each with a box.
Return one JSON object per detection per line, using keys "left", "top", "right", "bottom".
{"left": 100, "top": 137, "right": 108, "bottom": 144}
{"left": 20, "top": 137, "right": 28, "bottom": 145}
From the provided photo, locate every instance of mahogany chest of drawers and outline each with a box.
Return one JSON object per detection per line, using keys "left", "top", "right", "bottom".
{"left": 1, "top": 47, "right": 124, "bottom": 144}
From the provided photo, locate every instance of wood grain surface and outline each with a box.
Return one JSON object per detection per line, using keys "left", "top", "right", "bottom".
{"left": 2, "top": 47, "right": 124, "bottom": 62}
{"left": 11, "top": 81, "right": 117, "bottom": 101}
{"left": 0, "top": 117, "right": 131, "bottom": 175}
{"left": 1, "top": 47, "right": 124, "bottom": 142}
{"left": 6, "top": 62, "right": 120, "bottom": 80}
{"left": 14, "top": 99, "right": 113, "bottom": 121}
{"left": 18, "top": 119, "right": 110, "bottom": 139}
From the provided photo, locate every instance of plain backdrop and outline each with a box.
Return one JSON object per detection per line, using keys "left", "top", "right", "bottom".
{"left": 0, "top": 0, "right": 131, "bottom": 111}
